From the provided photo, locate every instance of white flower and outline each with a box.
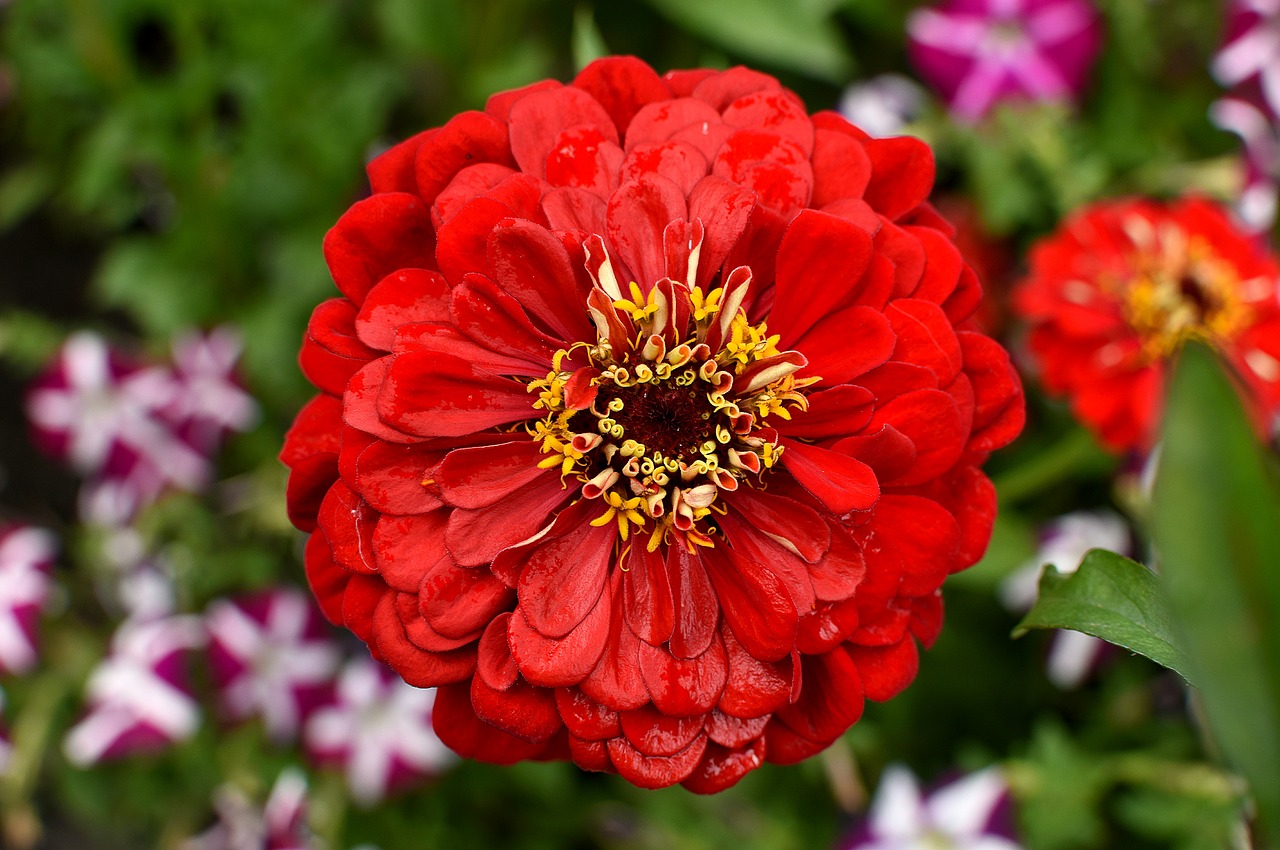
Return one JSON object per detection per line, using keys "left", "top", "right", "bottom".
{"left": 848, "top": 765, "right": 1022, "bottom": 850}
{"left": 839, "top": 75, "right": 926, "bottom": 138}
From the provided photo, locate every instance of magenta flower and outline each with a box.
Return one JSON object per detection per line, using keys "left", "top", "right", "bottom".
{"left": 907, "top": 0, "right": 1103, "bottom": 122}
{"left": 206, "top": 589, "right": 340, "bottom": 742}
{"left": 166, "top": 327, "right": 259, "bottom": 453}
{"left": 181, "top": 767, "right": 314, "bottom": 850}
{"left": 303, "top": 657, "right": 453, "bottom": 805}
{"left": 63, "top": 615, "right": 206, "bottom": 765}
{"left": 840, "top": 765, "right": 1022, "bottom": 850}
{"left": 27, "top": 332, "right": 211, "bottom": 521}
{"left": 0, "top": 525, "right": 56, "bottom": 676}
{"left": 1213, "top": 1, "right": 1280, "bottom": 122}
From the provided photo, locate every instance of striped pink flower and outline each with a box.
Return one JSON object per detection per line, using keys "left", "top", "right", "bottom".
{"left": 907, "top": 0, "right": 1102, "bottom": 122}
{"left": 0, "top": 525, "right": 55, "bottom": 676}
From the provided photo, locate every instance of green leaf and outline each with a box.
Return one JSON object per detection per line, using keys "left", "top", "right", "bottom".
{"left": 1013, "top": 549, "right": 1193, "bottom": 683}
{"left": 1152, "top": 343, "right": 1280, "bottom": 845}
{"left": 641, "top": 0, "right": 854, "bottom": 81}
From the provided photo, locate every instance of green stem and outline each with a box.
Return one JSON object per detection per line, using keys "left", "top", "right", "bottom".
{"left": 993, "top": 428, "right": 1113, "bottom": 505}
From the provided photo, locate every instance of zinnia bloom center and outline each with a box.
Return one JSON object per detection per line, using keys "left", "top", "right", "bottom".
{"left": 1118, "top": 231, "right": 1253, "bottom": 359}
{"left": 527, "top": 260, "right": 816, "bottom": 550}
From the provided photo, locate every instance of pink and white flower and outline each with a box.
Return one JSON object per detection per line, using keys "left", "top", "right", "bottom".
{"left": 839, "top": 74, "right": 927, "bottom": 138}
{"left": 181, "top": 767, "right": 314, "bottom": 850}
{"left": 206, "top": 589, "right": 340, "bottom": 742}
{"left": 839, "top": 764, "right": 1022, "bottom": 850}
{"left": 303, "top": 658, "right": 452, "bottom": 805}
{"left": 1211, "top": 96, "right": 1280, "bottom": 234}
{"left": 166, "top": 327, "right": 259, "bottom": 453}
{"left": 907, "top": 0, "right": 1103, "bottom": 122}
{"left": 27, "top": 332, "right": 208, "bottom": 489}
{"left": 1213, "top": 0, "right": 1280, "bottom": 122}
{"left": 63, "top": 615, "right": 206, "bottom": 765}
{"left": 1001, "top": 509, "right": 1132, "bottom": 688}
{"left": 0, "top": 525, "right": 56, "bottom": 676}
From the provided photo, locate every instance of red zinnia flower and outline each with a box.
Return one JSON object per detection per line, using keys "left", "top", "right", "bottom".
{"left": 283, "top": 57, "right": 1023, "bottom": 791}
{"left": 1015, "top": 197, "right": 1280, "bottom": 452}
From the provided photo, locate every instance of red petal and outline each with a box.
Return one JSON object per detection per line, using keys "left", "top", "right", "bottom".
{"left": 718, "top": 625, "right": 793, "bottom": 718}
{"left": 508, "top": 588, "right": 611, "bottom": 688}
{"left": 796, "top": 598, "right": 860, "bottom": 653}
{"left": 770, "top": 210, "right": 874, "bottom": 345}
{"left": 300, "top": 299, "right": 379, "bottom": 396}
{"left": 436, "top": 440, "right": 549, "bottom": 509}
{"left": 281, "top": 394, "right": 343, "bottom": 467}
{"left": 432, "top": 163, "right": 517, "bottom": 228}
{"left": 450, "top": 274, "right": 563, "bottom": 368}
{"left": 865, "top": 389, "right": 965, "bottom": 486}
{"left": 545, "top": 126, "right": 624, "bottom": 196}
{"left": 850, "top": 638, "right": 919, "bottom": 702}
{"left": 857, "top": 494, "right": 959, "bottom": 597}
{"left": 376, "top": 352, "right": 534, "bottom": 438}
{"left": 779, "top": 385, "right": 874, "bottom": 441}
{"left": 886, "top": 299, "right": 962, "bottom": 386}
{"left": 420, "top": 554, "right": 514, "bottom": 639}
{"left": 620, "top": 141, "right": 709, "bottom": 197}
{"left": 353, "top": 439, "right": 442, "bottom": 515}
{"left": 573, "top": 57, "right": 671, "bottom": 136}
{"left": 341, "top": 573, "right": 387, "bottom": 645}
{"left": 811, "top": 127, "right": 871, "bottom": 207}
{"left": 516, "top": 513, "right": 614, "bottom": 638}
{"left": 862, "top": 136, "right": 935, "bottom": 221}
{"left": 317, "top": 481, "right": 378, "bottom": 574}
{"left": 568, "top": 736, "right": 614, "bottom": 772}
{"left": 323, "top": 193, "right": 436, "bottom": 305}
{"left": 619, "top": 704, "right": 705, "bottom": 756}
{"left": 809, "top": 519, "right": 866, "bottom": 603}
{"left": 414, "top": 110, "right": 514, "bottom": 203}
{"left": 303, "top": 533, "right": 350, "bottom": 626}
{"left": 701, "top": 545, "right": 797, "bottom": 663}
{"left": 485, "top": 79, "right": 563, "bottom": 121}
{"left": 580, "top": 573, "right": 651, "bottom": 711}
{"left": 432, "top": 681, "right": 552, "bottom": 765}
{"left": 354, "top": 269, "right": 452, "bottom": 352}
{"left": 794, "top": 305, "right": 896, "bottom": 387}
{"left": 342, "top": 359, "right": 421, "bottom": 444}
{"left": 470, "top": 670, "right": 563, "bottom": 743}
{"left": 774, "top": 647, "right": 864, "bottom": 743}
{"left": 705, "top": 710, "right": 768, "bottom": 748}
{"left": 607, "top": 175, "right": 688, "bottom": 287}
{"left": 435, "top": 197, "right": 511, "bottom": 286}
{"left": 638, "top": 635, "right": 728, "bottom": 717}
{"left": 779, "top": 440, "right": 879, "bottom": 515}
{"left": 508, "top": 86, "right": 619, "bottom": 178}
{"left": 724, "top": 488, "right": 829, "bottom": 562}
{"left": 372, "top": 512, "right": 447, "bottom": 593}
{"left": 607, "top": 733, "right": 707, "bottom": 789}
{"left": 622, "top": 541, "right": 675, "bottom": 647}
{"left": 625, "top": 97, "right": 720, "bottom": 150}
{"left": 367, "top": 127, "right": 435, "bottom": 195}
{"left": 681, "top": 739, "right": 765, "bottom": 794}
{"left": 372, "top": 592, "right": 476, "bottom": 686}
{"left": 286, "top": 454, "right": 337, "bottom": 533}
{"left": 687, "top": 177, "right": 756, "bottom": 290}
{"left": 666, "top": 544, "right": 719, "bottom": 659}
{"left": 477, "top": 613, "right": 519, "bottom": 691}
{"left": 444, "top": 473, "right": 572, "bottom": 566}
{"left": 554, "top": 687, "right": 621, "bottom": 740}
{"left": 488, "top": 219, "right": 595, "bottom": 342}
{"left": 959, "top": 332, "right": 1025, "bottom": 453}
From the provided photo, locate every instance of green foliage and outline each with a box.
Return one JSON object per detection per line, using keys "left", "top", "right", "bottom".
{"left": 1153, "top": 344, "right": 1280, "bottom": 847}
{"left": 1015, "top": 550, "right": 1192, "bottom": 684}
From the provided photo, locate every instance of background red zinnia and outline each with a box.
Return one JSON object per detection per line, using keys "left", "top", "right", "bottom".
{"left": 282, "top": 56, "right": 1024, "bottom": 792}
{"left": 1015, "top": 197, "right": 1280, "bottom": 453}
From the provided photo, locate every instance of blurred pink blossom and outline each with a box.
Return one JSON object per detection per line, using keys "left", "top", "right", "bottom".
{"left": 63, "top": 614, "right": 206, "bottom": 765}
{"left": 0, "top": 525, "right": 56, "bottom": 676}
{"left": 167, "top": 327, "right": 259, "bottom": 453}
{"left": 907, "top": 0, "right": 1102, "bottom": 122}
{"left": 1213, "top": 0, "right": 1280, "bottom": 121}
{"left": 206, "top": 589, "right": 340, "bottom": 742}
{"left": 1211, "top": 96, "right": 1280, "bottom": 234}
{"left": 303, "top": 657, "right": 452, "bottom": 805}
{"left": 181, "top": 767, "right": 315, "bottom": 850}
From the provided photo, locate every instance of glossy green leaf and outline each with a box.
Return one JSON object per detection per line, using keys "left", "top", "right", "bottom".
{"left": 1153, "top": 343, "right": 1280, "bottom": 846}
{"left": 1014, "top": 549, "right": 1192, "bottom": 682}
{"left": 641, "top": 0, "right": 853, "bottom": 81}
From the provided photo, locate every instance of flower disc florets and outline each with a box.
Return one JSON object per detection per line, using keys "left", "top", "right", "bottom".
{"left": 283, "top": 57, "right": 1024, "bottom": 792}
